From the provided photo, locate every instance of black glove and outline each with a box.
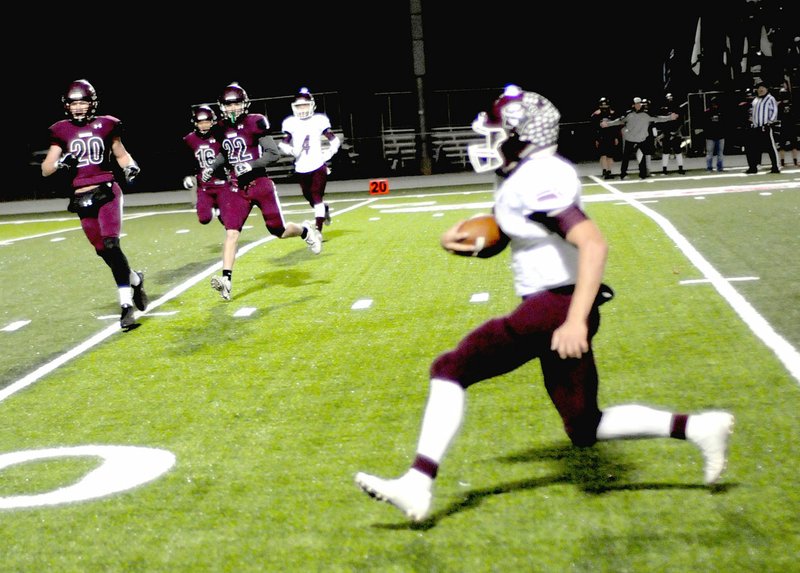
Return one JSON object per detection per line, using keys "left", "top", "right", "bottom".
{"left": 123, "top": 161, "right": 140, "bottom": 183}
{"left": 56, "top": 153, "right": 79, "bottom": 170}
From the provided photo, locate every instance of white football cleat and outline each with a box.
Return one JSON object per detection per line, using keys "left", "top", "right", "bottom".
{"left": 303, "top": 221, "right": 322, "bottom": 255}
{"left": 210, "top": 275, "right": 232, "bottom": 301}
{"left": 687, "top": 411, "right": 735, "bottom": 485}
{"left": 355, "top": 472, "right": 432, "bottom": 522}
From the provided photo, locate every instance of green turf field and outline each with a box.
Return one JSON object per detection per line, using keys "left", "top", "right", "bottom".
{"left": 1, "top": 170, "right": 798, "bottom": 572}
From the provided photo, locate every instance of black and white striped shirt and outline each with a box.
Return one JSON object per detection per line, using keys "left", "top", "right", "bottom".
{"left": 751, "top": 93, "right": 778, "bottom": 127}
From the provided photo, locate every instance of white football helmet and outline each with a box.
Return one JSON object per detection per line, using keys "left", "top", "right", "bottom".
{"left": 291, "top": 87, "right": 316, "bottom": 119}
{"left": 468, "top": 85, "right": 561, "bottom": 173}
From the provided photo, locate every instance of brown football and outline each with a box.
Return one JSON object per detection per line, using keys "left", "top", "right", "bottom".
{"left": 456, "top": 214, "right": 509, "bottom": 258}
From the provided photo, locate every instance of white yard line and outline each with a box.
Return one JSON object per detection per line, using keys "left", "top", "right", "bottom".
{"left": 588, "top": 175, "right": 800, "bottom": 385}
{"left": 0, "top": 198, "right": 379, "bottom": 404}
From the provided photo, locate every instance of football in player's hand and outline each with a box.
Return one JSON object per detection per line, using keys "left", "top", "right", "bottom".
{"left": 455, "top": 214, "right": 509, "bottom": 258}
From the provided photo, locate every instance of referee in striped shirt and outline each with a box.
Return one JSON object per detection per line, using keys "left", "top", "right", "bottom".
{"left": 746, "top": 82, "right": 780, "bottom": 174}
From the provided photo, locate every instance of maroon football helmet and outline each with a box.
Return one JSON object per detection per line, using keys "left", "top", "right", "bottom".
{"left": 192, "top": 105, "right": 217, "bottom": 135}
{"left": 218, "top": 83, "right": 250, "bottom": 122}
{"left": 62, "top": 79, "right": 98, "bottom": 123}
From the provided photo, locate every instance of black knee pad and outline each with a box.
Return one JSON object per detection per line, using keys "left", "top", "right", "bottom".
{"left": 102, "top": 237, "right": 120, "bottom": 250}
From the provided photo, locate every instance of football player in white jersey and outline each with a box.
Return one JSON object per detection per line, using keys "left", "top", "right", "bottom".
{"left": 279, "top": 88, "right": 341, "bottom": 234}
{"left": 355, "top": 85, "right": 735, "bottom": 523}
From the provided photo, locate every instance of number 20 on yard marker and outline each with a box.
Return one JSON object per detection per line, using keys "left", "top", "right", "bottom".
{"left": 369, "top": 179, "right": 389, "bottom": 195}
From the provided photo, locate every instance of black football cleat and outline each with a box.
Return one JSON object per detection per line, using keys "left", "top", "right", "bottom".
{"left": 120, "top": 304, "right": 140, "bottom": 331}
{"left": 132, "top": 271, "right": 149, "bottom": 311}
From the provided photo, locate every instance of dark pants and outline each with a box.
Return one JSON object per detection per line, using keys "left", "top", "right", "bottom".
{"left": 620, "top": 140, "right": 647, "bottom": 177}
{"left": 746, "top": 126, "right": 779, "bottom": 171}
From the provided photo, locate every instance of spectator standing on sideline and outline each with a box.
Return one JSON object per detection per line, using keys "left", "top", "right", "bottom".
{"left": 746, "top": 82, "right": 780, "bottom": 174}
{"left": 279, "top": 87, "right": 341, "bottom": 234}
{"left": 602, "top": 97, "right": 677, "bottom": 179}
{"left": 658, "top": 93, "right": 685, "bottom": 174}
{"left": 182, "top": 105, "right": 252, "bottom": 301}
{"left": 703, "top": 97, "right": 726, "bottom": 172}
{"left": 777, "top": 88, "right": 798, "bottom": 168}
{"left": 204, "top": 83, "right": 322, "bottom": 300}
{"left": 42, "top": 79, "right": 148, "bottom": 331}
{"left": 640, "top": 98, "right": 657, "bottom": 174}
{"left": 355, "top": 85, "right": 734, "bottom": 523}
{"left": 590, "top": 97, "right": 619, "bottom": 179}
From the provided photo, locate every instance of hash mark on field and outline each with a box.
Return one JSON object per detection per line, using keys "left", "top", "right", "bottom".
{"left": 470, "top": 293, "right": 490, "bottom": 303}
{"left": 2, "top": 320, "right": 31, "bottom": 332}
{"left": 50, "top": 237, "right": 66, "bottom": 242}
{"left": 681, "top": 277, "right": 760, "bottom": 285}
{"left": 234, "top": 307, "right": 257, "bottom": 317}
{"left": 176, "top": 229, "right": 190, "bottom": 234}
{"left": 351, "top": 299, "right": 373, "bottom": 310}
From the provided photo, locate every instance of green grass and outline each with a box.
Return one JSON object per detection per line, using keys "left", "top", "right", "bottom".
{"left": 0, "top": 174, "right": 798, "bottom": 572}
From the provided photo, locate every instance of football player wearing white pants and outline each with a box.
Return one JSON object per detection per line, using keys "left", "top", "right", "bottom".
{"left": 279, "top": 87, "right": 341, "bottom": 234}
{"left": 355, "top": 85, "right": 734, "bottom": 523}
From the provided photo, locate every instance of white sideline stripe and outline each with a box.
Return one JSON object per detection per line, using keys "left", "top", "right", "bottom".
{"left": 384, "top": 201, "right": 493, "bottom": 214}
{"left": 369, "top": 201, "right": 437, "bottom": 209}
{"left": 589, "top": 175, "right": 800, "bottom": 385}
{"left": 680, "top": 277, "right": 760, "bottom": 285}
{"left": 2, "top": 320, "right": 31, "bottom": 332}
{"left": 0, "top": 198, "right": 379, "bottom": 404}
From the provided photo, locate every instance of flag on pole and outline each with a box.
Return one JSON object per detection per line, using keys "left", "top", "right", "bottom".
{"left": 759, "top": 26, "right": 772, "bottom": 57}
{"left": 663, "top": 48, "right": 675, "bottom": 91}
{"left": 690, "top": 17, "right": 702, "bottom": 75}
{"left": 741, "top": 36, "right": 749, "bottom": 73}
{"left": 724, "top": 35, "right": 734, "bottom": 80}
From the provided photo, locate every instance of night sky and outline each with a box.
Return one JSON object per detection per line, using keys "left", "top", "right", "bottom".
{"left": 7, "top": 1, "right": 794, "bottom": 196}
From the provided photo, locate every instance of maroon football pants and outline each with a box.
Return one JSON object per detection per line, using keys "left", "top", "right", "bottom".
{"left": 430, "top": 288, "right": 603, "bottom": 446}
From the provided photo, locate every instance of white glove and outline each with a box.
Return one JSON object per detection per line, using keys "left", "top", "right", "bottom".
{"left": 234, "top": 162, "right": 252, "bottom": 176}
{"left": 278, "top": 142, "right": 298, "bottom": 158}
{"left": 200, "top": 168, "right": 213, "bottom": 182}
{"left": 183, "top": 176, "right": 195, "bottom": 190}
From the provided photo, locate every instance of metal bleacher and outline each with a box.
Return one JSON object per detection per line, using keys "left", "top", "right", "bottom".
{"left": 382, "top": 126, "right": 481, "bottom": 171}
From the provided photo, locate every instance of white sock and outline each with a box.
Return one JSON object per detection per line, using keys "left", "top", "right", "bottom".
{"left": 677, "top": 154, "right": 684, "bottom": 167}
{"left": 313, "top": 203, "right": 326, "bottom": 219}
{"left": 662, "top": 156, "right": 669, "bottom": 168}
{"left": 596, "top": 404, "right": 673, "bottom": 440}
{"left": 119, "top": 288, "right": 133, "bottom": 307}
{"left": 414, "top": 378, "right": 465, "bottom": 463}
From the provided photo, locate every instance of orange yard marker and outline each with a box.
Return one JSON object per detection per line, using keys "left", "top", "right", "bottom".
{"left": 369, "top": 179, "right": 389, "bottom": 195}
